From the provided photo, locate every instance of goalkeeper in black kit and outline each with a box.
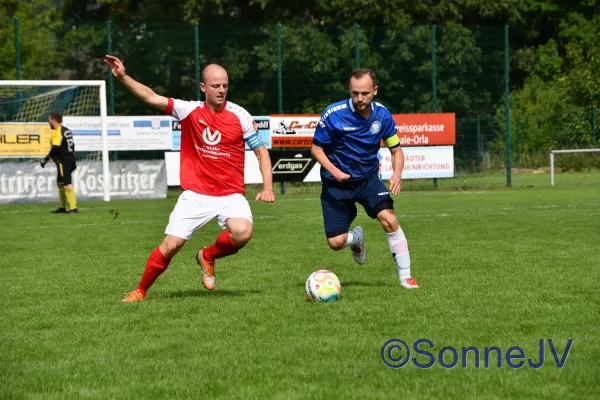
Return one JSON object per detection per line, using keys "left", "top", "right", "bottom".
{"left": 41, "top": 111, "right": 79, "bottom": 214}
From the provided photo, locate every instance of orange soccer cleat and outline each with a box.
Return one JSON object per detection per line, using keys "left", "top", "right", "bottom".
{"left": 196, "top": 247, "right": 216, "bottom": 290}
{"left": 122, "top": 288, "right": 145, "bottom": 302}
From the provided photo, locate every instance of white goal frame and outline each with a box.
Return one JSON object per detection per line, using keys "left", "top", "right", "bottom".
{"left": 550, "top": 148, "right": 600, "bottom": 186}
{"left": 0, "top": 80, "right": 110, "bottom": 201}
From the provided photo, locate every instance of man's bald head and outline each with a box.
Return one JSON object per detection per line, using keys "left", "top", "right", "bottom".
{"left": 202, "top": 64, "right": 228, "bottom": 83}
{"left": 200, "top": 64, "right": 229, "bottom": 111}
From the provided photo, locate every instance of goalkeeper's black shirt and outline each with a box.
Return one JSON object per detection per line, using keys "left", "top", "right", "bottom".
{"left": 48, "top": 126, "right": 75, "bottom": 161}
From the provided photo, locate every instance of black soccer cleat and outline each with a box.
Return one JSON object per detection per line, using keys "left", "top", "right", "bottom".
{"left": 51, "top": 207, "right": 68, "bottom": 214}
{"left": 68, "top": 208, "right": 79, "bottom": 214}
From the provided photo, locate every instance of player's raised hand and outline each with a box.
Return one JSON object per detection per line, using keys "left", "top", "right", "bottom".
{"left": 389, "top": 174, "right": 402, "bottom": 195}
{"left": 104, "top": 55, "right": 126, "bottom": 79}
{"left": 256, "top": 190, "right": 275, "bottom": 203}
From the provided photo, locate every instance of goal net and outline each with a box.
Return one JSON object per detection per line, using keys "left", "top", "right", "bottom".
{"left": 549, "top": 148, "right": 600, "bottom": 185}
{"left": 0, "top": 80, "right": 109, "bottom": 201}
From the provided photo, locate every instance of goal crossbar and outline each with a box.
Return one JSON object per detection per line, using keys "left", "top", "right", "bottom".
{"left": 0, "top": 80, "right": 107, "bottom": 87}
{"left": 0, "top": 80, "right": 110, "bottom": 201}
{"left": 550, "top": 148, "right": 600, "bottom": 186}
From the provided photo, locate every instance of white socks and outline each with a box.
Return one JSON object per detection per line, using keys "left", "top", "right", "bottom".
{"left": 386, "top": 227, "right": 411, "bottom": 281}
{"left": 343, "top": 229, "right": 361, "bottom": 248}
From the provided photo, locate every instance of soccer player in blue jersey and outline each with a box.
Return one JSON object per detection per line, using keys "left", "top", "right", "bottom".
{"left": 311, "top": 68, "right": 419, "bottom": 289}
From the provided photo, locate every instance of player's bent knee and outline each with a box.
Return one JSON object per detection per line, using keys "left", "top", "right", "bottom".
{"left": 159, "top": 235, "right": 186, "bottom": 258}
{"left": 377, "top": 209, "right": 399, "bottom": 233}
{"left": 229, "top": 220, "right": 253, "bottom": 248}
{"left": 327, "top": 235, "right": 346, "bottom": 251}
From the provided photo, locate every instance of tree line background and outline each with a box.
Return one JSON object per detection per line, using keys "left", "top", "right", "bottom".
{"left": 1, "top": 0, "right": 600, "bottom": 164}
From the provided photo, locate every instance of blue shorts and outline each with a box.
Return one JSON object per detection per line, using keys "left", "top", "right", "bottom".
{"left": 320, "top": 172, "right": 394, "bottom": 238}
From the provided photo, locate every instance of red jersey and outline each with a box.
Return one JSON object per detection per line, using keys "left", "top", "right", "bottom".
{"left": 166, "top": 98, "right": 258, "bottom": 196}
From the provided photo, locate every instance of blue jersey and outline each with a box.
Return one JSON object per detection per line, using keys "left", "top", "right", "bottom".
{"left": 313, "top": 99, "right": 399, "bottom": 182}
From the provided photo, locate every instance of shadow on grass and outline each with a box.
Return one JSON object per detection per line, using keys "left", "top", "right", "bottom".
{"left": 166, "top": 289, "right": 263, "bottom": 298}
{"left": 342, "top": 280, "right": 389, "bottom": 287}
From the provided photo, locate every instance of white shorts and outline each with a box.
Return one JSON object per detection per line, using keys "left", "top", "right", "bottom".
{"left": 165, "top": 190, "right": 253, "bottom": 240}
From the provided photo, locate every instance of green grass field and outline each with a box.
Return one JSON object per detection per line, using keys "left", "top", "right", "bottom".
{"left": 1, "top": 181, "right": 599, "bottom": 399}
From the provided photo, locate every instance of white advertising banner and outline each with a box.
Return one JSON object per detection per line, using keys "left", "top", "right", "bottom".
{"left": 165, "top": 146, "right": 454, "bottom": 187}
{"left": 378, "top": 146, "right": 455, "bottom": 179}
{"left": 63, "top": 116, "right": 172, "bottom": 151}
{"left": 0, "top": 160, "right": 167, "bottom": 204}
{"left": 165, "top": 151, "right": 181, "bottom": 186}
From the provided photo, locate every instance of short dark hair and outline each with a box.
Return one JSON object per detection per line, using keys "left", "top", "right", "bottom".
{"left": 350, "top": 68, "right": 377, "bottom": 86}
{"left": 49, "top": 111, "right": 63, "bottom": 123}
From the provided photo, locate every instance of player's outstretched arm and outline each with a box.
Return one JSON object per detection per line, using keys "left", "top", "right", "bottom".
{"left": 104, "top": 55, "right": 168, "bottom": 113}
{"left": 254, "top": 146, "right": 275, "bottom": 202}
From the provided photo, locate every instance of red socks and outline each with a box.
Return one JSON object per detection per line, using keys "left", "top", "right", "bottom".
{"left": 135, "top": 233, "right": 237, "bottom": 295}
{"left": 203, "top": 231, "right": 239, "bottom": 262}
{"left": 137, "top": 247, "right": 172, "bottom": 295}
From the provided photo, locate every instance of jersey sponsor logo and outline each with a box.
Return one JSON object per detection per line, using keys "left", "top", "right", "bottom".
{"left": 377, "top": 191, "right": 389, "bottom": 196}
{"left": 343, "top": 126, "right": 357, "bottom": 131}
{"left": 202, "top": 127, "right": 222, "bottom": 146}
{"left": 370, "top": 121, "right": 381, "bottom": 134}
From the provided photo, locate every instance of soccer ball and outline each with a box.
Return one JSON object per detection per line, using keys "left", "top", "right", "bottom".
{"left": 305, "top": 270, "right": 341, "bottom": 302}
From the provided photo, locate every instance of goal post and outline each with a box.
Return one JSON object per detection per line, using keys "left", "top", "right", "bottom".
{"left": 550, "top": 148, "right": 600, "bottom": 186}
{"left": 0, "top": 80, "right": 110, "bottom": 201}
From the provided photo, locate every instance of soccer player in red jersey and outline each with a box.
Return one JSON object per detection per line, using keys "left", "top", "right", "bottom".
{"left": 104, "top": 55, "right": 275, "bottom": 302}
